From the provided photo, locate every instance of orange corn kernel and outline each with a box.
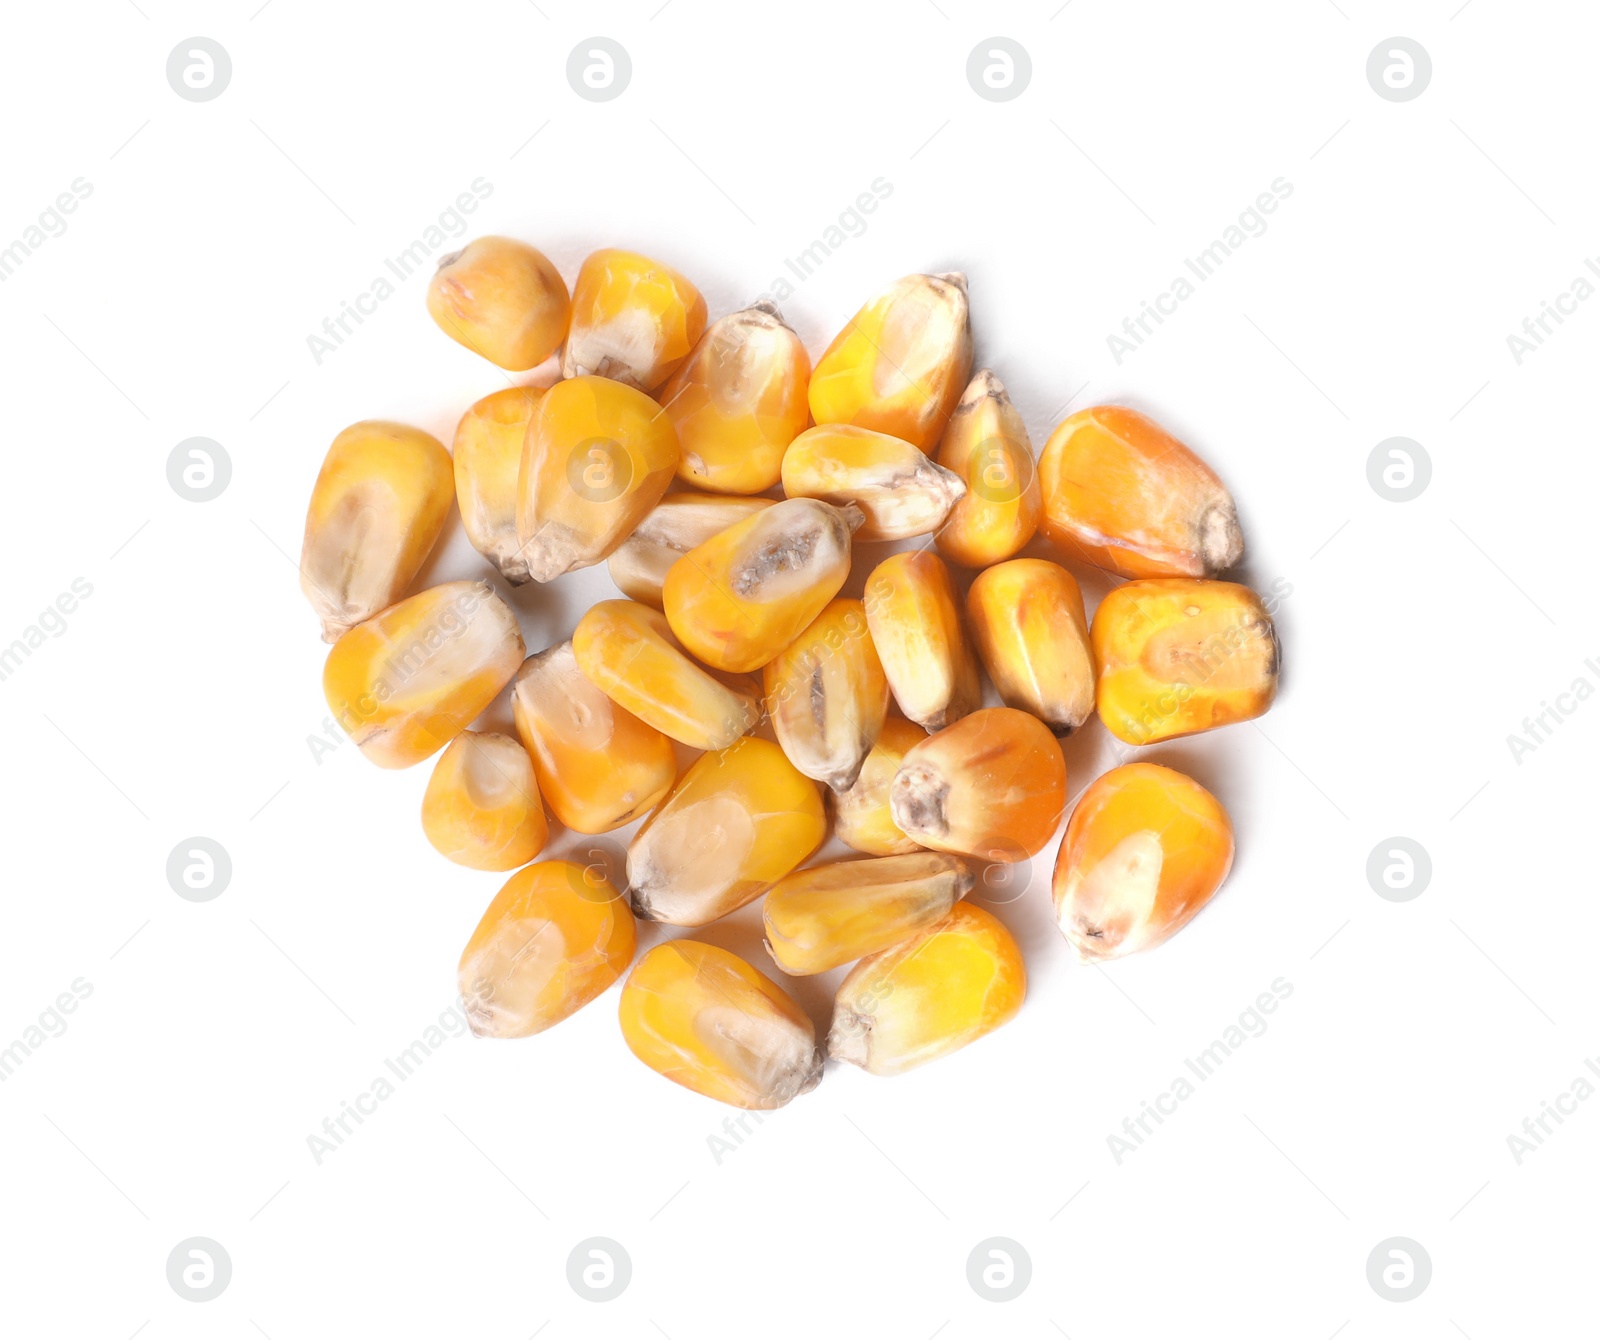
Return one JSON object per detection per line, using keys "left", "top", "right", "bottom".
{"left": 661, "top": 301, "right": 810, "bottom": 494}
{"left": 1038, "top": 406, "right": 1244, "bottom": 578}
{"left": 808, "top": 272, "right": 973, "bottom": 450}
{"left": 421, "top": 731, "right": 548, "bottom": 870}
{"left": 454, "top": 386, "right": 545, "bottom": 585}
{"left": 509, "top": 641, "right": 676, "bottom": 834}
{"left": 606, "top": 493, "right": 773, "bottom": 608}
{"left": 1052, "top": 762, "right": 1234, "bottom": 962}
{"left": 966, "top": 558, "right": 1095, "bottom": 734}
{"left": 458, "top": 859, "right": 636, "bottom": 1038}
{"left": 426, "top": 236, "right": 570, "bottom": 371}
{"left": 619, "top": 940, "right": 822, "bottom": 1109}
{"left": 832, "top": 717, "right": 928, "bottom": 856}
{"left": 1091, "top": 578, "right": 1279, "bottom": 745}
{"left": 323, "top": 581, "right": 525, "bottom": 769}
{"left": 572, "top": 599, "right": 761, "bottom": 750}
{"left": 863, "top": 550, "right": 982, "bottom": 732}
{"left": 828, "top": 902, "right": 1024, "bottom": 1076}
{"left": 781, "top": 424, "right": 967, "bottom": 542}
{"left": 562, "top": 247, "right": 707, "bottom": 392}
{"left": 891, "top": 706, "right": 1067, "bottom": 860}
{"left": 934, "top": 369, "right": 1041, "bottom": 568}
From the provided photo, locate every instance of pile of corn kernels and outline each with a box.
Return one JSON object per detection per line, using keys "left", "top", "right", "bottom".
{"left": 301, "top": 240, "right": 1280, "bottom": 1110}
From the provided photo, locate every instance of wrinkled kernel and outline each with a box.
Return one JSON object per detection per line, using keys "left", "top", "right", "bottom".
{"left": 607, "top": 493, "right": 772, "bottom": 608}
{"left": 934, "top": 369, "right": 1041, "bottom": 568}
{"left": 966, "top": 558, "right": 1095, "bottom": 734}
{"left": 832, "top": 717, "right": 928, "bottom": 856}
{"left": 427, "top": 236, "right": 570, "bottom": 371}
{"left": 863, "top": 550, "right": 982, "bottom": 732}
{"left": 421, "top": 731, "right": 548, "bottom": 870}
{"left": 563, "top": 248, "right": 707, "bottom": 392}
{"left": 781, "top": 424, "right": 966, "bottom": 540}
{"left": 454, "top": 386, "right": 545, "bottom": 585}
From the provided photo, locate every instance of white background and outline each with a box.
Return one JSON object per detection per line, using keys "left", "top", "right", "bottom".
{"left": 1, "top": 1, "right": 1594, "bottom": 1335}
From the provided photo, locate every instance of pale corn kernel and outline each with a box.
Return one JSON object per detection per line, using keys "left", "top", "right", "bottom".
{"left": 863, "top": 550, "right": 982, "bottom": 732}
{"left": 426, "top": 236, "right": 570, "bottom": 371}
{"left": 1091, "top": 578, "right": 1279, "bottom": 745}
{"left": 763, "top": 852, "right": 974, "bottom": 976}
{"left": 1052, "top": 763, "right": 1234, "bottom": 962}
{"left": 660, "top": 301, "right": 810, "bottom": 494}
{"left": 458, "top": 859, "right": 635, "bottom": 1038}
{"left": 832, "top": 717, "right": 928, "bottom": 856}
{"left": 516, "top": 374, "right": 680, "bottom": 582}
{"left": 607, "top": 493, "right": 772, "bottom": 608}
{"left": 1038, "top": 406, "right": 1244, "bottom": 578}
{"left": 572, "top": 599, "right": 760, "bottom": 750}
{"left": 763, "top": 598, "right": 888, "bottom": 792}
{"left": 828, "top": 902, "right": 1024, "bottom": 1076}
{"left": 454, "top": 386, "right": 545, "bottom": 584}
{"left": 934, "top": 370, "right": 1042, "bottom": 568}
{"left": 421, "top": 731, "right": 548, "bottom": 870}
{"left": 626, "top": 736, "right": 825, "bottom": 926}
{"left": 510, "top": 641, "right": 676, "bottom": 834}
{"left": 808, "top": 272, "right": 973, "bottom": 450}
{"left": 890, "top": 706, "right": 1067, "bottom": 860}
{"left": 562, "top": 248, "right": 707, "bottom": 392}
{"left": 662, "top": 497, "right": 862, "bottom": 673}
{"left": 619, "top": 939, "right": 822, "bottom": 1109}
{"left": 299, "top": 420, "right": 453, "bottom": 642}
{"left": 323, "top": 580, "right": 525, "bottom": 769}
{"left": 781, "top": 424, "right": 966, "bottom": 541}
{"left": 966, "top": 558, "right": 1095, "bottom": 734}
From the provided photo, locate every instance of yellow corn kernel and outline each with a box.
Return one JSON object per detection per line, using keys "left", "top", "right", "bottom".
{"left": 763, "top": 599, "right": 888, "bottom": 792}
{"left": 1091, "top": 578, "right": 1279, "bottom": 744}
{"left": 300, "top": 421, "right": 453, "bottom": 642}
{"left": 891, "top": 706, "right": 1067, "bottom": 860}
{"left": 828, "top": 902, "right": 1024, "bottom": 1076}
{"left": 619, "top": 940, "right": 821, "bottom": 1109}
{"left": 627, "top": 737, "right": 825, "bottom": 926}
{"left": 572, "top": 599, "right": 760, "bottom": 750}
{"left": 863, "top": 550, "right": 981, "bottom": 732}
{"left": 763, "top": 852, "right": 974, "bottom": 976}
{"left": 426, "top": 236, "right": 570, "bottom": 371}
{"left": 662, "top": 497, "right": 861, "bottom": 673}
{"left": 781, "top": 425, "right": 966, "bottom": 540}
{"left": 808, "top": 272, "right": 973, "bottom": 450}
{"left": 966, "top": 559, "right": 1095, "bottom": 734}
{"left": 562, "top": 247, "right": 707, "bottom": 392}
{"left": 458, "top": 859, "right": 636, "bottom": 1038}
{"left": 660, "top": 301, "right": 810, "bottom": 494}
{"left": 323, "top": 580, "right": 525, "bottom": 769}
{"left": 934, "top": 369, "right": 1042, "bottom": 568}
{"left": 509, "top": 641, "right": 676, "bottom": 834}
{"left": 421, "top": 731, "right": 548, "bottom": 870}
{"left": 516, "top": 374, "right": 680, "bottom": 583}
{"left": 1038, "top": 406, "right": 1244, "bottom": 578}
{"left": 832, "top": 717, "right": 928, "bottom": 856}
{"left": 453, "top": 386, "right": 545, "bottom": 584}
{"left": 1052, "top": 762, "right": 1234, "bottom": 962}
{"left": 606, "top": 493, "right": 772, "bottom": 608}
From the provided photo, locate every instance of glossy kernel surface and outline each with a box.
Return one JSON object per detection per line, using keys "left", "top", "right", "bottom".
{"left": 562, "top": 248, "right": 707, "bottom": 392}
{"left": 607, "top": 493, "right": 772, "bottom": 608}
{"left": 934, "top": 369, "right": 1041, "bottom": 568}
{"left": 966, "top": 559, "right": 1095, "bottom": 734}
{"left": 454, "top": 386, "right": 545, "bottom": 585}
{"left": 421, "top": 730, "right": 548, "bottom": 870}
{"left": 832, "top": 717, "right": 928, "bottom": 856}
{"left": 863, "top": 550, "right": 982, "bottom": 733}
{"left": 426, "top": 236, "right": 570, "bottom": 371}
{"left": 781, "top": 424, "right": 965, "bottom": 541}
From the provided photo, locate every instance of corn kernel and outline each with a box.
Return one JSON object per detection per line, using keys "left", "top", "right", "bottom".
{"left": 763, "top": 852, "right": 974, "bottom": 976}
{"left": 421, "top": 730, "right": 548, "bottom": 870}
{"left": 572, "top": 599, "right": 760, "bottom": 750}
{"left": 323, "top": 580, "right": 525, "bottom": 769}
{"left": 660, "top": 301, "right": 810, "bottom": 494}
{"left": 808, "top": 272, "right": 972, "bottom": 450}
{"left": 516, "top": 374, "right": 680, "bottom": 582}
{"left": 627, "top": 736, "right": 825, "bottom": 926}
{"left": 1052, "top": 762, "right": 1233, "bottom": 961}
{"left": 781, "top": 424, "right": 966, "bottom": 540}
{"left": 606, "top": 493, "right": 772, "bottom": 608}
{"left": 763, "top": 598, "right": 888, "bottom": 792}
{"left": 562, "top": 247, "right": 707, "bottom": 392}
{"left": 619, "top": 939, "right": 822, "bottom": 1109}
{"left": 662, "top": 497, "right": 861, "bottom": 673}
{"left": 510, "top": 641, "right": 676, "bottom": 833}
{"left": 966, "top": 558, "right": 1095, "bottom": 734}
{"left": 1038, "top": 406, "right": 1244, "bottom": 578}
{"left": 828, "top": 902, "right": 1024, "bottom": 1076}
{"left": 1092, "top": 578, "right": 1279, "bottom": 744}
{"left": 426, "top": 236, "right": 570, "bottom": 371}
{"left": 453, "top": 386, "right": 545, "bottom": 585}
{"left": 458, "top": 859, "right": 636, "bottom": 1038}
{"left": 863, "top": 550, "right": 981, "bottom": 732}
{"left": 890, "top": 706, "right": 1066, "bottom": 860}
{"left": 832, "top": 717, "right": 928, "bottom": 856}
{"left": 300, "top": 421, "right": 453, "bottom": 642}
{"left": 934, "top": 370, "right": 1041, "bottom": 568}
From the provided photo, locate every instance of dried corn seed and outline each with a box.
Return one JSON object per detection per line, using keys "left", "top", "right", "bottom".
{"left": 607, "top": 492, "right": 772, "bottom": 608}
{"left": 562, "top": 247, "right": 707, "bottom": 391}
{"left": 781, "top": 424, "right": 966, "bottom": 540}
{"left": 421, "top": 730, "right": 548, "bottom": 870}
{"left": 426, "top": 236, "right": 569, "bottom": 371}
{"left": 934, "top": 369, "right": 1042, "bottom": 568}
{"left": 832, "top": 717, "right": 928, "bottom": 856}
{"left": 454, "top": 386, "right": 545, "bottom": 584}
{"left": 966, "top": 558, "right": 1095, "bottom": 734}
{"left": 863, "top": 550, "right": 982, "bottom": 732}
